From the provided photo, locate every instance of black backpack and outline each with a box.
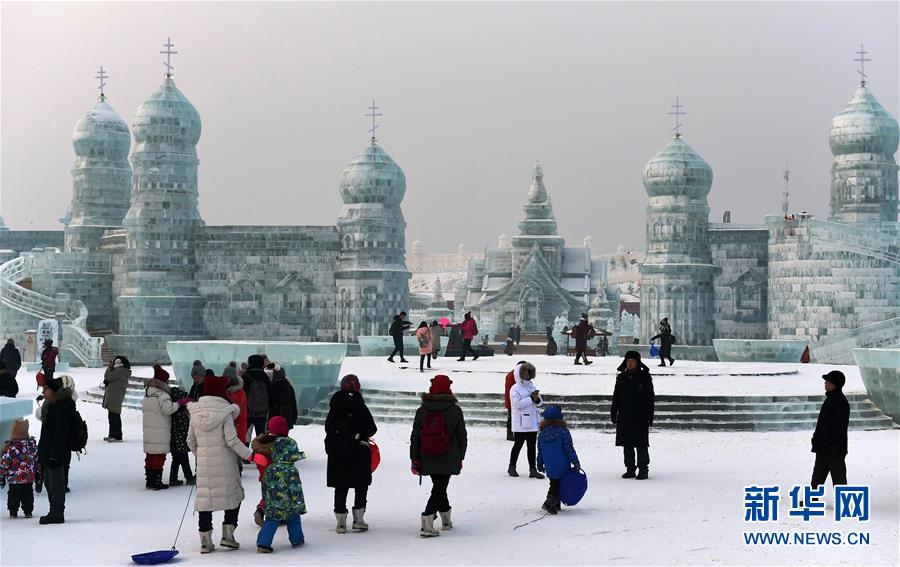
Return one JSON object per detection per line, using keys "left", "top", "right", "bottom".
{"left": 324, "top": 411, "right": 357, "bottom": 457}
{"left": 248, "top": 377, "right": 269, "bottom": 414}
{"left": 69, "top": 409, "right": 88, "bottom": 455}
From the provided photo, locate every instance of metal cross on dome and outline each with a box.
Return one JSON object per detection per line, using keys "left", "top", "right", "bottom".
{"left": 365, "top": 99, "right": 382, "bottom": 141}
{"left": 161, "top": 37, "right": 178, "bottom": 78}
{"left": 853, "top": 44, "right": 870, "bottom": 85}
{"left": 95, "top": 66, "right": 108, "bottom": 101}
{"left": 669, "top": 97, "right": 686, "bottom": 138}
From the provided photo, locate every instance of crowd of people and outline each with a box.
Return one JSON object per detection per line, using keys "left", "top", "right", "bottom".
{"left": 0, "top": 334, "right": 852, "bottom": 555}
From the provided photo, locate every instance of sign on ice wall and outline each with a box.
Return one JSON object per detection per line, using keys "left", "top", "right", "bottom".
{"left": 36, "top": 320, "right": 58, "bottom": 362}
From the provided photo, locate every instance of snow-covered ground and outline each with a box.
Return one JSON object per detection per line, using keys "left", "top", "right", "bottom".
{"left": 1, "top": 366, "right": 897, "bottom": 566}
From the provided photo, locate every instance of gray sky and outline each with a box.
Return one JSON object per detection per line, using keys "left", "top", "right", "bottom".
{"left": 1, "top": 1, "right": 897, "bottom": 254}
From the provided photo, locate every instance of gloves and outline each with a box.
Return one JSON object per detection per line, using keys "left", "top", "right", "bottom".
{"left": 411, "top": 460, "right": 422, "bottom": 476}
{"left": 252, "top": 453, "right": 269, "bottom": 467}
{"left": 177, "top": 397, "right": 191, "bottom": 406}
{"left": 35, "top": 468, "right": 43, "bottom": 493}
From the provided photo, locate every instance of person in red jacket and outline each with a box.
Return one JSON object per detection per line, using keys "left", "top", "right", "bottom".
{"left": 225, "top": 366, "right": 248, "bottom": 445}
{"left": 504, "top": 361, "right": 531, "bottom": 442}
{"left": 456, "top": 312, "right": 480, "bottom": 362}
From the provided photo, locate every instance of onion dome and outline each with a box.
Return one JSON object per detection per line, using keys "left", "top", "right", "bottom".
{"left": 72, "top": 100, "right": 130, "bottom": 160}
{"left": 830, "top": 84, "right": 899, "bottom": 156}
{"left": 339, "top": 140, "right": 406, "bottom": 205}
{"left": 642, "top": 136, "right": 713, "bottom": 198}
{"left": 132, "top": 77, "right": 201, "bottom": 146}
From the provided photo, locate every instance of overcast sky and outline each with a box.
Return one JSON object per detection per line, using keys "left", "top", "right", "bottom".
{"left": 1, "top": 1, "right": 897, "bottom": 254}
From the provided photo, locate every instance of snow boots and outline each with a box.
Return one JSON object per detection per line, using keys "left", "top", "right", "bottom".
{"left": 529, "top": 469, "right": 545, "bottom": 480}
{"left": 507, "top": 465, "right": 519, "bottom": 477}
{"left": 220, "top": 523, "right": 240, "bottom": 549}
{"left": 636, "top": 468, "right": 649, "bottom": 480}
{"left": 147, "top": 470, "right": 168, "bottom": 490}
{"left": 439, "top": 508, "right": 453, "bottom": 530}
{"left": 38, "top": 514, "right": 64, "bottom": 525}
{"left": 169, "top": 469, "right": 184, "bottom": 487}
{"left": 335, "top": 512, "right": 348, "bottom": 534}
{"left": 254, "top": 507, "right": 265, "bottom": 527}
{"left": 257, "top": 545, "right": 273, "bottom": 553}
{"left": 351, "top": 507, "right": 368, "bottom": 531}
{"left": 542, "top": 495, "right": 560, "bottom": 515}
{"left": 420, "top": 513, "right": 440, "bottom": 537}
{"left": 621, "top": 468, "right": 636, "bottom": 478}
{"left": 200, "top": 530, "right": 215, "bottom": 554}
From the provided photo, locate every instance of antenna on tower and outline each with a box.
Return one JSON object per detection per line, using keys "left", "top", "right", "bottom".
{"left": 853, "top": 43, "right": 870, "bottom": 86}
{"left": 668, "top": 97, "right": 686, "bottom": 138}
{"left": 95, "top": 66, "right": 108, "bottom": 101}
{"left": 782, "top": 158, "right": 790, "bottom": 217}
{"left": 365, "top": 99, "right": 382, "bottom": 143}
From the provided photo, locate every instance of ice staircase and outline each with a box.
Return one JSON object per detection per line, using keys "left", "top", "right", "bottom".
{"left": 304, "top": 389, "right": 897, "bottom": 431}
{"left": 491, "top": 333, "right": 549, "bottom": 355}
{"left": 0, "top": 255, "right": 104, "bottom": 367}
{"left": 82, "top": 374, "right": 181, "bottom": 409}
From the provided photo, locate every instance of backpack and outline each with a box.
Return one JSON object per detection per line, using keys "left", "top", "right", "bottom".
{"left": 248, "top": 377, "right": 269, "bottom": 414}
{"left": 324, "top": 411, "right": 357, "bottom": 457}
{"left": 420, "top": 410, "right": 452, "bottom": 456}
{"left": 69, "top": 409, "right": 88, "bottom": 454}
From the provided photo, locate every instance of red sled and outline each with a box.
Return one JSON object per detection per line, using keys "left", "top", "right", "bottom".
{"left": 36, "top": 371, "right": 45, "bottom": 388}
{"left": 369, "top": 439, "right": 381, "bottom": 473}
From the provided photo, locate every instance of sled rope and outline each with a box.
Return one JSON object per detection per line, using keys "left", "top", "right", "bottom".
{"left": 513, "top": 513, "right": 550, "bottom": 530}
{"left": 172, "top": 479, "right": 195, "bottom": 549}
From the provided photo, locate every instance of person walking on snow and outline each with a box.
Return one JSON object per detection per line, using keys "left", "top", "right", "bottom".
{"left": 256, "top": 434, "right": 307, "bottom": 552}
{"left": 143, "top": 365, "right": 189, "bottom": 490}
{"left": 811, "top": 370, "right": 850, "bottom": 488}
{"left": 536, "top": 405, "right": 580, "bottom": 514}
{"left": 410, "top": 375, "right": 467, "bottom": 537}
{"left": 40, "top": 340, "right": 59, "bottom": 384}
{"left": 572, "top": 313, "right": 596, "bottom": 366}
{"left": 168, "top": 385, "right": 194, "bottom": 487}
{"left": 429, "top": 321, "right": 442, "bottom": 359}
{"left": 250, "top": 416, "right": 292, "bottom": 526}
{"left": 508, "top": 363, "right": 544, "bottom": 479}
{"left": 457, "top": 312, "right": 480, "bottom": 361}
{"left": 416, "top": 321, "right": 434, "bottom": 372}
{"left": 504, "top": 362, "right": 532, "bottom": 442}
{"left": 0, "top": 339, "right": 22, "bottom": 379}
{"left": 268, "top": 366, "right": 298, "bottom": 429}
{"left": 388, "top": 312, "right": 412, "bottom": 363}
{"left": 611, "top": 351, "right": 655, "bottom": 480}
{"left": 650, "top": 317, "right": 675, "bottom": 367}
{"left": 102, "top": 356, "right": 130, "bottom": 442}
{"left": 188, "top": 374, "right": 254, "bottom": 553}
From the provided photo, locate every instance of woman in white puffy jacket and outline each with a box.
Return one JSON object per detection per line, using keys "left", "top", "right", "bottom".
{"left": 142, "top": 365, "right": 183, "bottom": 490}
{"left": 187, "top": 374, "right": 254, "bottom": 554}
{"left": 508, "top": 362, "right": 545, "bottom": 479}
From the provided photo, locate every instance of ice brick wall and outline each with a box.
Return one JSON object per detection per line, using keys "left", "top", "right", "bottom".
{"left": 27, "top": 249, "right": 115, "bottom": 331}
{"left": 194, "top": 226, "right": 341, "bottom": 342}
{"left": 708, "top": 224, "right": 769, "bottom": 339}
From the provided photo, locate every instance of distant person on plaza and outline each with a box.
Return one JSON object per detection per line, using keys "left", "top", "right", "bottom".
{"left": 416, "top": 322, "right": 434, "bottom": 373}
{"left": 388, "top": 312, "right": 412, "bottom": 363}
{"left": 650, "top": 317, "right": 675, "bottom": 367}
{"left": 508, "top": 325, "right": 516, "bottom": 343}
{"left": 36, "top": 378, "right": 75, "bottom": 524}
{"left": 189, "top": 361, "right": 205, "bottom": 400}
{"left": 244, "top": 355, "right": 272, "bottom": 441}
{"left": 0, "top": 362, "right": 18, "bottom": 398}
{"left": 810, "top": 371, "right": 850, "bottom": 488}
{"left": 102, "top": 356, "right": 131, "bottom": 442}
{"left": 410, "top": 375, "right": 467, "bottom": 537}
{"left": 168, "top": 384, "right": 194, "bottom": 487}
{"left": 429, "top": 321, "right": 442, "bottom": 359}
{"left": 143, "top": 365, "right": 189, "bottom": 490}
{"left": 1, "top": 418, "right": 38, "bottom": 519}
{"left": 599, "top": 335, "right": 610, "bottom": 357}
{"left": 611, "top": 351, "right": 655, "bottom": 480}
{"left": 503, "top": 337, "right": 515, "bottom": 356}
{"left": 1, "top": 338, "right": 22, "bottom": 379}
{"left": 268, "top": 366, "right": 298, "bottom": 429}
{"left": 536, "top": 405, "right": 580, "bottom": 514}
{"left": 457, "top": 312, "right": 480, "bottom": 361}
{"left": 191, "top": 359, "right": 206, "bottom": 382}
{"left": 508, "top": 362, "right": 544, "bottom": 479}
{"left": 504, "top": 362, "right": 531, "bottom": 442}
{"left": 545, "top": 337, "right": 558, "bottom": 356}
{"left": 514, "top": 323, "right": 522, "bottom": 345}
{"left": 572, "top": 313, "right": 596, "bottom": 366}
{"left": 40, "top": 340, "right": 59, "bottom": 383}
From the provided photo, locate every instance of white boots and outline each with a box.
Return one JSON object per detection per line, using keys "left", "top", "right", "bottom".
{"left": 439, "top": 508, "right": 453, "bottom": 530}
{"left": 352, "top": 507, "right": 369, "bottom": 531}
{"left": 335, "top": 512, "right": 348, "bottom": 534}
{"left": 220, "top": 523, "right": 240, "bottom": 549}
{"left": 199, "top": 530, "right": 215, "bottom": 554}
{"left": 420, "top": 513, "right": 440, "bottom": 537}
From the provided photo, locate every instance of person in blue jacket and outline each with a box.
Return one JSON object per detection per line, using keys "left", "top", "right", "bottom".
{"left": 536, "top": 405, "right": 579, "bottom": 514}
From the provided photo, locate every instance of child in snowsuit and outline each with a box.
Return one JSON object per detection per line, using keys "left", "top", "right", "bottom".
{"left": 250, "top": 415, "right": 290, "bottom": 526}
{"left": 168, "top": 386, "right": 194, "bottom": 486}
{"left": 0, "top": 419, "right": 39, "bottom": 518}
{"left": 256, "top": 434, "right": 307, "bottom": 552}
{"left": 536, "top": 405, "right": 580, "bottom": 514}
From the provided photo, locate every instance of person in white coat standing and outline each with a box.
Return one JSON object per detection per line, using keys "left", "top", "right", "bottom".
{"left": 143, "top": 365, "right": 187, "bottom": 490}
{"left": 507, "top": 363, "right": 545, "bottom": 479}
{"left": 188, "top": 374, "right": 254, "bottom": 554}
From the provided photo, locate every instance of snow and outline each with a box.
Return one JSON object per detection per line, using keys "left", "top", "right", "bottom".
{"left": 1, "top": 362, "right": 896, "bottom": 566}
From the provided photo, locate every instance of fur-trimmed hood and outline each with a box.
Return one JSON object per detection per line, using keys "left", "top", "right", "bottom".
{"left": 146, "top": 378, "right": 171, "bottom": 394}
{"left": 539, "top": 419, "right": 568, "bottom": 430}
{"left": 251, "top": 433, "right": 278, "bottom": 458}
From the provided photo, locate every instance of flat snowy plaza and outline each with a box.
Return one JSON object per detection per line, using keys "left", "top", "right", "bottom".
{"left": 1, "top": 357, "right": 898, "bottom": 566}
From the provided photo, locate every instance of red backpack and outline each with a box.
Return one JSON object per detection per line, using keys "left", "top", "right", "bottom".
{"left": 420, "top": 410, "right": 452, "bottom": 456}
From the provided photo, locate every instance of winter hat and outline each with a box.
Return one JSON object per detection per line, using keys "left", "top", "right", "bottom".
{"left": 519, "top": 362, "right": 537, "bottom": 380}
{"left": 43, "top": 339, "right": 53, "bottom": 347}
{"left": 248, "top": 354, "right": 264, "bottom": 369}
{"left": 204, "top": 369, "right": 215, "bottom": 377}
{"left": 272, "top": 365, "right": 286, "bottom": 381}
{"left": 202, "top": 375, "right": 229, "bottom": 400}
{"left": 45, "top": 378, "right": 63, "bottom": 392}
{"left": 153, "top": 365, "right": 170, "bottom": 381}
{"left": 340, "top": 374, "right": 361, "bottom": 393}
{"left": 822, "top": 370, "right": 846, "bottom": 390}
{"left": 581, "top": 313, "right": 589, "bottom": 320}
{"left": 5, "top": 338, "right": 13, "bottom": 345}
{"left": 542, "top": 405, "right": 563, "bottom": 421}
{"left": 10, "top": 419, "right": 29, "bottom": 440}
{"left": 113, "top": 358, "right": 124, "bottom": 368}
{"left": 617, "top": 350, "right": 649, "bottom": 372}
{"left": 429, "top": 374, "right": 453, "bottom": 395}
{"left": 192, "top": 360, "right": 202, "bottom": 367}
{"left": 267, "top": 416, "right": 289, "bottom": 437}
{"left": 222, "top": 364, "right": 238, "bottom": 381}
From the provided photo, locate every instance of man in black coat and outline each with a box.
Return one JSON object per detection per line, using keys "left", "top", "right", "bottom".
{"left": 572, "top": 314, "right": 596, "bottom": 366}
{"left": 650, "top": 318, "right": 675, "bottom": 367}
{"left": 611, "top": 351, "right": 655, "bottom": 480}
{"left": 388, "top": 312, "right": 412, "bottom": 363}
{"left": 37, "top": 378, "right": 75, "bottom": 524}
{"left": 1, "top": 339, "right": 22, "bottom": 379}
{"left": 243, "top": 354, "right": 272, "bottom": 440}
{"left": 0, "top": 362, "right": 19, "bottom": 397}
{"left": 811, "top": 370, "right": 851, "bottom": 488}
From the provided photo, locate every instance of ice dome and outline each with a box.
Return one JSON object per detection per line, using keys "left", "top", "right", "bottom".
{"left": 339, "top": 140, "right": 406, "bottom": 205}
{"left": 72, "top": 100, "right": 130, "bottom": 160}
{"left": 830, "top": 84, "right": 899, "bottom": 156}
{"left": 132, "top": 77, "right": 201, "bottom": 146}
{"left": 642, "top": 136, "right": 713, "bottom": 199}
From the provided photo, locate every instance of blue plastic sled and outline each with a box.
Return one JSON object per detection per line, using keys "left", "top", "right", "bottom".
{"left": 131, "top": 549, "right": 179, "bottom": 565}
{"left": 559, "top": 468, "right": 588, "bottom": 506}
